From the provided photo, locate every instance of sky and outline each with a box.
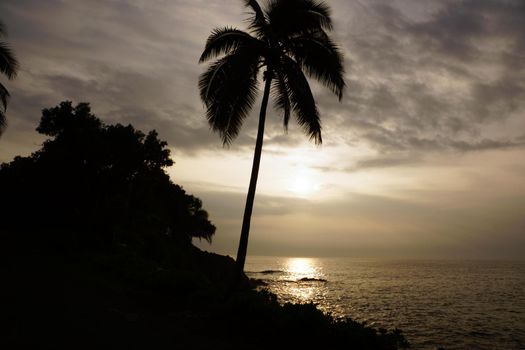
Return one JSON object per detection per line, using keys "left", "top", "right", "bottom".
{"left": 1, "top": 0, "right": 524, "bottom": 259}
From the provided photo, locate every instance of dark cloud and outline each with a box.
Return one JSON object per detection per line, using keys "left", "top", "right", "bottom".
{"left": 0, "top": 0, "right": 240, "bottom": 158}
{"left": 348, "top": 154, "right": 422, "bottom": 171}
{"left": 410, "top": 0, "right": 525, "bottom": 62}
{"left": 2, "top": 0, "right": 523, "bottom": 162}
{"left": 448, "top": 138, "right": 525, "bottom": 152}
{"left": 327, "top": 0, "right": 525, "bottom": 159}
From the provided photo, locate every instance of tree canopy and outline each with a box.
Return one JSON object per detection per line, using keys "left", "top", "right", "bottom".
{"left": 0, "top": 101, "right": 215, "bottom": 255}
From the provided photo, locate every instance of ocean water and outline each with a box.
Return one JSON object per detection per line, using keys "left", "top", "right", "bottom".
{"left": 245, "top": 257, "right": 525, "bottom": 350}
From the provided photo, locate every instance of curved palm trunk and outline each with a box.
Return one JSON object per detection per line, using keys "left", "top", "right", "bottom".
{"left": 235, "top": 72, "right": 273, "bottom": 279}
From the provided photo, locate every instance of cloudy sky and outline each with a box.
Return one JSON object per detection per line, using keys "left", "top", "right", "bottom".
{"left": 1, "top": 0, "right": 524, "bottom": 259}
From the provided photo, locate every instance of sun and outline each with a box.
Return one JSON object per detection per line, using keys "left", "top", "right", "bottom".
{"left": 288, "top": 171, "right": 320, "bottom": 196}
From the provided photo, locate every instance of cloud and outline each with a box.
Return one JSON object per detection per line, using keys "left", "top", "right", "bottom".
{"left": 2, "top": 0, "right": 524, "bottom": 162}
{"left": 348, "top": 154, "right": 422, "bottom": 171}
{"left": 0, "top": 0, "right": 523, "bottom": 259}
{"left": 0, "top": 0, "right": 241, "bottom": 156}
{"left": 194, "top": 185, "right": 525, "bottom": 258}
{"left": 325, "top": 0, "right": 525, "bottom": 158}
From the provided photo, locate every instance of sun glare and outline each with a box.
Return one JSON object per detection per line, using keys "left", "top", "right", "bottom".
{"left": 288, "top": 171, "right": 320, "bottom": 196}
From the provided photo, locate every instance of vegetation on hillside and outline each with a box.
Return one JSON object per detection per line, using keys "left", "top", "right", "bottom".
{"left": 0, "top": 101, "right": 215, "bottom": 257}
{"left": 1, "top": 101, "right": 409, "bottom": 349}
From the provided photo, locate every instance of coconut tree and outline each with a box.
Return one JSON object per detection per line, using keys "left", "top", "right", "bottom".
{"left": 0, "top": 20, "right": 19, "bottom": 135}
{"left": 198, "top": 0, "right": 345, "bottom": 274}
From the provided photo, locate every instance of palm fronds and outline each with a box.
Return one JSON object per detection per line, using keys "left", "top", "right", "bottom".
{"left": 281, "top": 56, "right": 322, "bottom": 144}
{"left": 198, "top": 0, "right": 343, "bottom": 145}
{"left": 267, "top": 0, "right": 333, "bottom": 37}
{"left": 0, "top": 82, "right": 8, "bottom": 132}
{"left": 0, "top": 20, "right": 18, "bottom": 136}
{"left": 244, "top": 0, "right": 268, "bottom": 38}
{"left": 289, "top": 30, "right": 345, "bottom": 100}
{"left": 0, "top": 41, "right": 19, "bottom": 80}
{"left": 199, "top": 48, "right": 261, "bottom": 145}
{"left": 199, "top": 27, "right": 264, "bottom": 63}
{"left": 272, "top": 68, "right": 291, "bottom": 130}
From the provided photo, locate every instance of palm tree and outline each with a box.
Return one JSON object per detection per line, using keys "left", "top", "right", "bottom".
{"left": 198, "top": 0, "right": 345, "bottom": 275}
{"left": 0, "top": 20, "right": 19, "bottom": 135}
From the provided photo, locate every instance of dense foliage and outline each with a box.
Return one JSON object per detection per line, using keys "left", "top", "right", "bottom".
{"left": 0, "top": 101, "right": 215, "bottom": 255}
{"left": 1, "top": 101, "right": 409, "bottom": 349}
{"left": 4, "top": 248, "right": 409, "bottom": 349}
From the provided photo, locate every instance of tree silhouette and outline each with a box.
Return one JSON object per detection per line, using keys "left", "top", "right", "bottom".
{"left": 0, "top": 101, "right": 216, "bottom": 255}
{"left": 0, "top": 20, "right": 19, "bottom": 135}
{"left": 199, "top": 0, "right": 345, "bottom": 274}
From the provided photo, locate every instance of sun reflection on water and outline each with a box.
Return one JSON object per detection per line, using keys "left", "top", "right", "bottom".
{"left": 286, "top": 258, "right": 317, "bottom": 277}
{"left": 279, "top": 258, "right": 327, "bottom": 303}
{"left": 246, "top": 257, "right": 331, "bottom": 306}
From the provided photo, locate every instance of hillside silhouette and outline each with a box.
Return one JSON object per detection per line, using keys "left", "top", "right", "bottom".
{"left": 1, "top": 101, "right": 408, "bottom": 349}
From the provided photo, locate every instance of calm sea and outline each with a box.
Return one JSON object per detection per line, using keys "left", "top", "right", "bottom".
{"left": 245, "top": 257, "right": 525, "bottom": 350}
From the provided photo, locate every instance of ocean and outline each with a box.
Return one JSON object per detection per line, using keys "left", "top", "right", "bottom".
{"left": 245, "top": 257, "right": 525, "bottom": 350}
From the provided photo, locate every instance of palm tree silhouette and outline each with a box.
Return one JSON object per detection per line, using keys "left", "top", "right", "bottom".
{"left": 199, "top": 0, "right": 345, "bottom": 275}
{"left": 0, "top": 20, "right": 19, "bottom": 135}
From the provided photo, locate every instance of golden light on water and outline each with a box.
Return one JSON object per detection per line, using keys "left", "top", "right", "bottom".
{"left": 286, "top": 257, "right": 317, "bottom": 277}
{"left": 279, "top": 258, "right": 327, "bottom": 303}
{"left": 246, "top": 257, "right": 333, "bottom": 313}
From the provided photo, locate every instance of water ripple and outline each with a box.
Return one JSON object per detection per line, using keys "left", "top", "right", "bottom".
{"left": 246, "top": 257, "right": 525, "bottom": 350}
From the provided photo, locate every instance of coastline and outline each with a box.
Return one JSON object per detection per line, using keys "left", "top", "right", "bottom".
{"left": 2, "top": 241, "right": 409, "bottom": 349}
